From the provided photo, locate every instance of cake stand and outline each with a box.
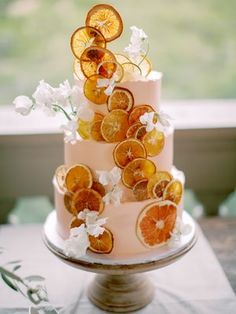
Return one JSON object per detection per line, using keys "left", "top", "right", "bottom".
{"left": 43, "top": 211, "right": 197, "bottom": 313}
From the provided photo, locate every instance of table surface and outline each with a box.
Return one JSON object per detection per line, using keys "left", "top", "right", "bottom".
{"left": 199, "top": 217, "right": 236, "bottom": 293}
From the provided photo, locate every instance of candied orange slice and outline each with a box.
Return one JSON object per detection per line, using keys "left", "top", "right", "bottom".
{"left": 70, "top": 26, "right": 106, "bottom": 60}
{"left": 80, "top": 47, "right": 116, "bottom": 78}
{"left": 55, "top": 165, "right": 67, "bottom": 192}
{"left": 163, "top": 179, "right": 183, "bottom": 205}
{"left": 128, "top": 105, "right": 154, "bottom": 125}
{"left": 114, "top": 53, "right": 130, "bottom": 64}
{"left": 153, "top": 179, "right": 170, "bottom": 200}
{"left": 73, "top": 59, "right": 85, "bottom": 80}
{"left": 89, "top": 227, "right": 113, "bottom": 254}
{"left": 107, "top": 87, "right": 134, "bottom": 112}
{"left": 122, "top": 157, "right": 156, "bottom": 189}
{"left": 91, "top": 119, "right": 104, "bottom": 141}
{"left": 133, "top": 179, "right": 149, "bottom": 201}
{"left": 126, "top": 122, "right": 142, "bottom": 138}
{"left": 136, "top": 55, "right": 152, "bottom": 77}
{"left": 70, "top": 217, "right": 84, "bottom": 229}
{"left": 113, "top": 138, "right": 146, "bottom": 168}
{"left": 92, "top": 181, "right": 106, "bottom": 197}
{"left": 142, "top": 129, "right": 165, "bottom": 157}
{"left": 135, "top": 125, "right": 147, "bottom": 140}
{"left": 84, "top": 74, "right": 109, "bottom": 104}
{"left": 86, "top": 4, "right": 123, "bottom": 42}
{"left": 65, "top": 164, "right": 93, "bottom": 193}
{"left": 72, "top": 188, "right": 104, "bottom": 213}
{"left": 97, "top": 61, "right": 123, "bottom": 82}
{"left": 77, "top": 112, "right": 104, "bottom": 139}
{"left": 64, "top": 191, "right": 75, "bottom": 214}
{"left": 147, "top": 171, "right": 173, "bottom": 198}
{"left": 101, "top": 109, "right": 129, "bottom": 142}
{"left": 137, "top": 200, "right": 177, "bottom": 247}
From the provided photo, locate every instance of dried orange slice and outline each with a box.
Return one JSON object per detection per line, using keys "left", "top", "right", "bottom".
{"left": 64, "top": 191, "right": 75, "bottom": 214}
{"left": 101, "top": 109, "right": 129, "bottom": 143}
{"left": 73, "top": 59, "right": 85, "bottom": 80}
{"left": 89, "top": 227, "right": 113, "bottom": 254}
{"left": 92, "top": 181, "right": 106, "bottom": 197}
{"left": 115, "top": 53, "right": 130, "bottom": 64}
{"left": 70, "top": 26, "right": 106, "bottom": 60}
{"left": 129, "top": 105, "right": 154, "bottom": 125}
{"left": 163, "top": 180, "right": 183, "bottom": 205}
{"left": 55, "top": 165, "right": 67, "bottom": 192}
{"left": 126, "top": 122, "right": 142, "bottom": 138}
{"left": 107, "top": 87, "right": 134, "bottom": 112}
{"left": 72, "top": 188, "right": 104, "bottom": 214}
{"left": 133, "top": 179, "right": 149, "bottom": 201}
{"left": 97, "top": 61, "right": 124, "bottom": 82}
{"left": 80, "top": 47, "right": 116, "bottom": 78}
{"left": 147, "top": 171, "right": 173, "bottom": 198}
{"left": 142, "top": 129, "right": 165, "bottom": 157}
{"left": 113, "top": 138, "right": 146, "bottom": 168}
{"left": 70, "top": 217, "right": 84, "bottom": 229}
{"left": 65, "top": 164, "right": 93, "bottom": 193}
{"left": 153, "top": 180, "right": 170, "bottom": 200}
{"left": 135, "top": 125, "right": 147, "bottom": 140}
{"left": 86, "top": 4, "right": 123, "bottom": 42}
{"left": 77, "top": 112, "right": 104, "bottom": 139}
{"left": 91, "top": 119, "right": 104, "bottom": 141}
{"left": 122, "top": 157, "right": 156, "bottom": 189}
{"left": 137, "top": 200, "right": 177, "bottom": 247}
{"left": 122, "top": 62, "right": 142, "bottom": 79}
{"left": 84, "top": 74, "right": 109, "bottom": 104}
{"left": 136, "top": 55, "right": 152, "bottom": 77}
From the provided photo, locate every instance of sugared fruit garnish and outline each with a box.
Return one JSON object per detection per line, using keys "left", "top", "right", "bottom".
{"left": 147, "top": 171, "right": 173, "bottom": 198}
{"left": 113, "top": 138, "right": 146, "bottom": 168}
{"left": 89, "top": 227, "right": 114, "bottom": 254}
{"left": 101, "top": 109, "right": 129, "bottom": 142}
{"left": 72, "top": 188, "right": 104, "bottom": 213}
{"left": 163, "top": 179, "right": 183, "bottom": 205}
{"left": 107, "top": 87, "right": 134, "bottom": 112}
{"left": 84, "top": 74, "right": 109, "bottom": 104}
{"left": 128, "top": 105, "right": 154, "bottom": 125}
{"left": 122, "top": 157, "right": 156, "bottom": 189}
{"left": 86, "top": 4, "right": 123, "bottom": 42}
{"left": 136, "top": 200, "right": 177, "bottom": 247}
{"left": 55, "top": 165, "right": 67, "bottom": 192}
{"left": 142, "top": 129, "right": 165, "bottom": 156}
{"left": 65, "top": 164, "right": 93, "bottom": 193}
{"left": 133, "top": 179, "right": 149, "bottom": 201}
{"left": 70, "top": 26, "right": 106, "bottom": 60}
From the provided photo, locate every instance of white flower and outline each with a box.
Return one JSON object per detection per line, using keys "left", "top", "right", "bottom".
{"left": 32, "top": 80, "right": 54, "bottom": 107}
{"left": 103, "top": 185, "right": 123, "bottom": 206}
{"left": 97, "top": 77, "right": 115, "bottom": 96}
{"left": 139, "top": 111, "right": 156, "bottom": 132}
{"left": 52, "top": 80, "right": 72, "bottom": 107}
{"left": 70, "top": 85, "right": 87, "bottom": 107}
{"left": 168, "top": 217, "right": 192, "bottom": 248}
{"left": 124, "top": 26, "right": 148, "bottom": 61}
{"left": 61, "top": 119, "right": 78, "bottom": 144}
{"left": 76, "top": 103, "right": 94, "bottom": 121}
{"left": 78, "top": 209, "right": 108, "bottom": 237}
{"left": 140, "top": 110, "right": 172, "bottom": 133}
{"left": 64, "top": 224, "right": 90, "bottom": 258}
{"left": 156, "top": 108, "right": 172, "bottom": 127}
{"left": 14, "top": 95, "right": 33, "bottom": 116}
{"left": 58, "top": 80, "right": 72, "bottom": 98}
{"left": 96, "top": 167, "right": 121, "bottom": 186}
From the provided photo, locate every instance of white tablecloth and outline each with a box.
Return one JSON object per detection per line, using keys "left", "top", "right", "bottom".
{"left": 0, "top": 224, "right": 235, "bottom": 314}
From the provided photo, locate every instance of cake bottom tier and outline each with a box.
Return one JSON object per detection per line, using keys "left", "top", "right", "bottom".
{"left": 54, "top": 167, "right": 184, "bottom": 259}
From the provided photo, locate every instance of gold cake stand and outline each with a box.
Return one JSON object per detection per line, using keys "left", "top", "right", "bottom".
{"left": 43, "top": 211, "right": 197, "bottom": 313}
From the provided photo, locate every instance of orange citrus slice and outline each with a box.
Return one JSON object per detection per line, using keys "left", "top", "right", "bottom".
{"left": 65, "top": 164, "right": 93, "bottom": 193}
{"left": 86, "top": 4, "right": 123, "bottom": 42}
{"left": 97, "top": 60, "right": 124, "bottom": 82}
{"left": 163, "top": 179, "right": 183, "bottom": 205}
{"left": 89, "top": 227, "right": 114, "bottom": 254}
{"left": 80, "top": 47, "right": 116, "bottom": 78}
{"left": 129, "top": 105, "right": 154, "bottom": 125}
{"left": 64, "top": 191, "right": 75, "bottom": 214}
{"left": 133, "top": 179, "right": 149, "bottom": 201}
{"left": 136, "top": 55, "right": 152, "bottom": 77}
{"left": 147, "top": 171, "right": 173, "bottom": 198}
{"left": 114, "top": 53, "right": 130, "bottom": 64}
{"left": 72, "top": 188, "right": 104, "bottom": 214}
{"left": 122, "top": 157, "right": 156, "bottom": 189}
{"left": 92, "top": 181, "right": 106, "bottom": 197}
{"left": 70, "top": 217, "right": 84, "bottom": 229}
{"left": 142, "top": 129, "right": 165, "bottom": 157}
{"left": 70, "top": 26, "right": 106, "bottom": 60}
{"left": 77, "top": 112, "right": 104, "bottom": 139}
{"left": 134, "top": 125, "right": 147, "bottom": 140}
{"left": 91, "top": 119, "right": 104, "bottom": 141}
{"left": 113, "top": 138, "right": 147, "bottom": 168}
{"left": 107, "top": 87, "right": 134, "bottom": 112}
{"left": 153, "top": 179, "right": 170, "bottom": 200}
{"left": 73, "top": 59, "right": 85, "bottom": 80}
{"left": 137, "top": 200, "right": 177, "bottom": 247}
{"left": 84, "top": 74, "right": 109, "bottom": 104}
{"left": 122, "top": 62, "right": 142, "bottom": 79}
{"left": 55, "top": 165, "right": 67, "bottom": 192}
{"left": 126, "top": 122, "right": 142, "bottom": 138}
{"left": 101, "top": 109, "right": 129, "bottom": 142}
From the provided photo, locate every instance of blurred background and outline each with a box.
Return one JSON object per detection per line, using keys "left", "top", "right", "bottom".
{"left": 0, "top": 0, "right": 236, "bottom": 224}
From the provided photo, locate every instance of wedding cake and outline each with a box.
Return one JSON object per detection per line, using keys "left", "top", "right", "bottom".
{"left": 14, "top": 4, "right": 189, "bottom": 259}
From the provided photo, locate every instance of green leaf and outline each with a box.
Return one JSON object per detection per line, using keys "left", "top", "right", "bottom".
{"left": 1, "top": 273, "right": 18, "bottom": 291}
{"left": 0, "top": 266, "right": 23, "bottom": 282}
{"left": 6, "top": 260, "right": 22, "bottom": 265}
{"left": 24, "top": 275, "right": 45, "bottom": 282}
{"left": 13, "top": 265, "right": 21, "bottom": 272}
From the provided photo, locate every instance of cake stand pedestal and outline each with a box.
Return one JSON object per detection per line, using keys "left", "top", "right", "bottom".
{"left": 43, "top": 211, "right": 197, "bottom": 313}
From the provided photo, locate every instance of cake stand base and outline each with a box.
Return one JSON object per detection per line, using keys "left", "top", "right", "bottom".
{"left": 88, "top": 274, "right": 154, "bottom": 313}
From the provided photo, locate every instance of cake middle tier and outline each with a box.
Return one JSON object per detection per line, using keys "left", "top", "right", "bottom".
{"left": 65, "top": 126, "right": 174, "bottom": 171}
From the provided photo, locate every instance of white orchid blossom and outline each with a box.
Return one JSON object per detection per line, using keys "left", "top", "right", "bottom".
{"left": 78, "top": 209, "right": 108, "bottom": 237}
{"left": 168, "top": 217, "right": 192, "bottom": 248}
{"left": 139, "top": 109, "right": 172, "bottom": 133}
{"left": 124, "top": 26, "right": 148, "bottom": 61}
{"left": 13, "top": 95, "right": 33, "bottom": 116}
{"left": 96, "top": 167, "right": 122, "bottom": 186}
{"left": 32, "top": 80, "right": 55, "bottom": 107}
{"left": 61, "top": 119, "right": 78, "bottom": 144}
{"left": 97, "top": 77, "right": 116, "bottom": 96}
{"left": 103, "top": 185, "right": 123, "bottom": 206}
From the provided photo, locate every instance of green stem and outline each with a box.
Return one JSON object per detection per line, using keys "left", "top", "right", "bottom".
{"left": 52, "top": 104, "right": 71, "bottom": 121}
{"left": 68, "top": 97, "right": 76, "bottom": 116}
